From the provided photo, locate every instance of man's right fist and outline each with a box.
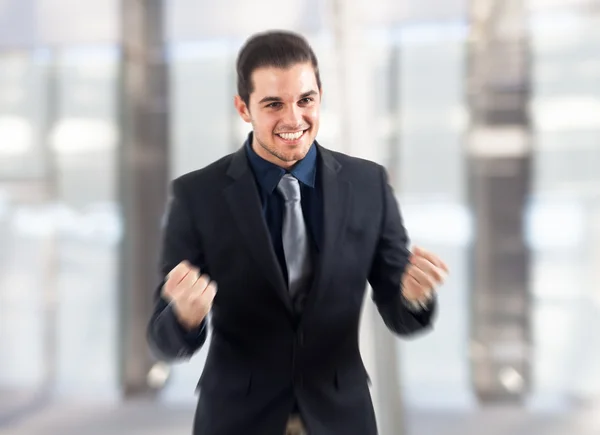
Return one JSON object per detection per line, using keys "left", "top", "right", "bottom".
{"left": 162, "top": 261, "right": 217, "bottom": 331}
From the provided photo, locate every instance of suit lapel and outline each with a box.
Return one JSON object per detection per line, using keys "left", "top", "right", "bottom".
{"left": 224, "top": 147, "right": 292, "bottom": 312}
{"left": 303, "top": 146, "right": 352, "bottom": 315}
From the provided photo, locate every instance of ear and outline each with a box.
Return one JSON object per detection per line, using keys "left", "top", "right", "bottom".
{"left": 234, "top": 95, "right": 252, "bottom": 123}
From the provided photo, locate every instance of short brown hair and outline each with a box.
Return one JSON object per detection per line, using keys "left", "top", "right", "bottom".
{"left": 236, "top": 30, "right": 322, "bottom": 106}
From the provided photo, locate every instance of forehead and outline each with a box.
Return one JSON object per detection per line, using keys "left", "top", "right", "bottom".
{"left": 250, "top": 62, "right": 318, "bottom": 100}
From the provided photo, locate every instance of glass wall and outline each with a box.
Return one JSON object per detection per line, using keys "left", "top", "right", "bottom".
{"left": 0, "top": 50, "right": 50, "bottom": 389}
{"left": 50, "top": 46, "right": 121, "bottom": 399}
{"left": 391, "top": 19, "right": 473, "bottom": 409}
{"left": 528, "top": 1, "right": 600, "bottom": 407}
{"left": 0, "top": 1, "right": 122, "bottom": 400}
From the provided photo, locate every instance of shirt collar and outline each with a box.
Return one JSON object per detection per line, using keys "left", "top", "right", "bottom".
{"left": 244, "top": 132, "right": 317, "bottom": 194}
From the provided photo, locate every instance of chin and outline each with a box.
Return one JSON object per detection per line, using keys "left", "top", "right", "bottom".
{"left": 288, "top": 150, "right": 309, "bottom": 162}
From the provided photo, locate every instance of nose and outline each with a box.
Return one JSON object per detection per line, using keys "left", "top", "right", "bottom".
{"left": 282, "top": 104, "right": 303, "bottom": 128}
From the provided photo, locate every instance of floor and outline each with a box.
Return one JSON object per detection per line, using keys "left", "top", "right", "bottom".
{"left": 1, "top": 396, "right": 599, "bottom": 435}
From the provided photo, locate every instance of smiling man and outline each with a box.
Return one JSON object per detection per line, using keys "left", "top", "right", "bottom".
{"left": 147, "top": 31, "right": 449, "bottom": 435}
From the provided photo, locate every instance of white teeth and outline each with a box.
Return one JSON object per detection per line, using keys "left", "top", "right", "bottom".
{"left": 278, "top": 131, "right": 304, "bottom": 141}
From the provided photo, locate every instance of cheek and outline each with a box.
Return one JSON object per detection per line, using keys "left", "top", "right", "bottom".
{"left": 254, "top": 114, "right": 277, "bottom": 133}
{"left": 304, "top": 108, "right": 319, "bottom": 124}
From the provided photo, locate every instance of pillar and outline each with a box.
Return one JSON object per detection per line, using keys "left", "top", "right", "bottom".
{"left": 466, "top": 0, "right": 532, "bottom": 403}
{"left": 118, "top": 0, "right": 170, "bottom": 397}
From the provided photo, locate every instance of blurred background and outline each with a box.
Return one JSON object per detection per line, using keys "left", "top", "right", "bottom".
{"left": 1, "top": 0, "right": 599, "bottom": 434}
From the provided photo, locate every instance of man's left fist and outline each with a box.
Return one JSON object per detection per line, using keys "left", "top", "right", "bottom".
{"left": 402, "top": 245, "right": 449, "bottom": 304}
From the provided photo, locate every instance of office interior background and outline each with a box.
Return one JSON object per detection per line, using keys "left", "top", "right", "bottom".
{"left": 0, "top": 0, "right": 599, "bottom": 434}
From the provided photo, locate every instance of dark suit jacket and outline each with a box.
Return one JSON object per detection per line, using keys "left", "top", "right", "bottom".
{"left": 147, "top": 143, "right": 436, "bottom": 435}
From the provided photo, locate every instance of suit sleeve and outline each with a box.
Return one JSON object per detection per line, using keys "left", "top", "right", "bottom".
{"left": 368, "top": 165, "right": 437, "bottom": 336}
{"left": 147, "top": 178, "right": 208, "bottom": 362}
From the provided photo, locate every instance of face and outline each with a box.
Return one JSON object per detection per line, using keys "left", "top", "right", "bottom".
{"left": 234, "top": 62, "right": 322, "bottom": 169}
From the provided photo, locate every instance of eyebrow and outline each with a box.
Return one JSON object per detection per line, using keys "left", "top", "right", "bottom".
{"left": 258, "top": 90, "right": 318, "bottom": 105}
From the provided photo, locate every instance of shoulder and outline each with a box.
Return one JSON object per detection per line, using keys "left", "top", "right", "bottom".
{"left": 318, "top": 145, "right": 385, "bottom": 181}
{"left": 172, "top": 152, "right": 236, "bottom": 194}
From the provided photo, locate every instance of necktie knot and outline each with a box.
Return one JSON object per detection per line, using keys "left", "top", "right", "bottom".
{"left": 277, "top": 174, "right": 301, "bottom": 202}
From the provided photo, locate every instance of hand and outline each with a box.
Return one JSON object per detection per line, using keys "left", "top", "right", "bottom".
{"left": 402, "top": 246, "right": 449, "bottom": 304}
{"left": 162, "top": 261, "right": 217, "bottom": 331}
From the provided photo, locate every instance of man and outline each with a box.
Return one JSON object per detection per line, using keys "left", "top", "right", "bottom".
{"left": 147, "top": 30, "right": 449, "bottom": 435}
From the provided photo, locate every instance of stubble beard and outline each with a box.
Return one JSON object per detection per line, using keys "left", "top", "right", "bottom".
{"left": 255, "top": 132, "right": 309, "bottom": 165}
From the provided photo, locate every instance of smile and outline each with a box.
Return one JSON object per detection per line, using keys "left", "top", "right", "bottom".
{"left": 276, "top": 130, "right": 306, "bottom": 141}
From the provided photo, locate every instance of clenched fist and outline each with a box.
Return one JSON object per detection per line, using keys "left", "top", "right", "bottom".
{"left": 402, "top": 246, "right": 449, "bottom": 305}
{"left": 162, "top": 261, "right": 217, "bottom": 331}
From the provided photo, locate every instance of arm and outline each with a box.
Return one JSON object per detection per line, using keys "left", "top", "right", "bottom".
{"left": 368, "top": 165, "right": 437, "bottom": 336}
{"left": 147, "top": 179, "right": 208, "bottom": 362}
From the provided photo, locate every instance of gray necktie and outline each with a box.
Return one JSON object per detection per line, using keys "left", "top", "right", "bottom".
{"left": 277, "top": 174, "right": 312, "bottom": 298}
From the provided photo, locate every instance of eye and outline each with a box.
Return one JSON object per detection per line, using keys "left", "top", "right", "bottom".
{"left": 266, "top": 102, "right": 282, "bottom": 109}
{"left": 299, "top": 97, "right": 314, "bottom": 105}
